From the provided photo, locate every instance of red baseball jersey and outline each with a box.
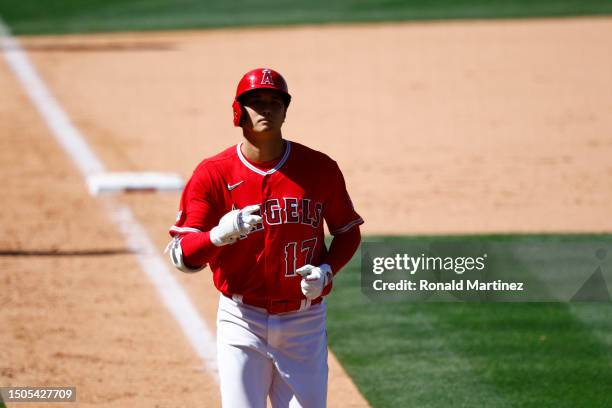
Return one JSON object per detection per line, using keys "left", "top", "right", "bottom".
{"left": 169, "top": 140, "right": 363, "bottom": 300}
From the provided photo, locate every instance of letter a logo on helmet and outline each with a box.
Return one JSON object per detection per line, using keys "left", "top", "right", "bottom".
{"left": 232, "top": 68, "right": 291, "bottom": 127}
{"left": 261, "top": 69, "right": 274, "bottom": 85}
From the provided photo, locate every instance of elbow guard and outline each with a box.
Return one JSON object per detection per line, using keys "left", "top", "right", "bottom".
{"left": 166, "top": 237, "right": 206, "bottom": 273}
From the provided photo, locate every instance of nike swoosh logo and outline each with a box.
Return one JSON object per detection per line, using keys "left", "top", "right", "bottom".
{"left": 227, "top": 180, "right": 244, "bottom": 191}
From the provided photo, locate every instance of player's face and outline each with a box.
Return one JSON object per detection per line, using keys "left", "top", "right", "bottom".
{"left": 241, "top": 89, "right": 286, "bottom": 133}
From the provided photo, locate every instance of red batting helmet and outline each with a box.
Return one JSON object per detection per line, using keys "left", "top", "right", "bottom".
{"left": 232, "top": 68, "right": 291, "bottom": 127}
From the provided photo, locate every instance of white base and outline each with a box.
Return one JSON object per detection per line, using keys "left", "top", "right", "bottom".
{"left": 87, "top": 172, "right": 184, "bottom": 195}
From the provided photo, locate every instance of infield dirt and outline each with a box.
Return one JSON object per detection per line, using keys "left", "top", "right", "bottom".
{"left": 2, "top": 17, "right": 611, "bottom": 407}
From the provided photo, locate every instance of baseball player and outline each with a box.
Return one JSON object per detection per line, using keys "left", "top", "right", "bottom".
{"left": 167, "top": 68, "right": 363, "bottom": 407}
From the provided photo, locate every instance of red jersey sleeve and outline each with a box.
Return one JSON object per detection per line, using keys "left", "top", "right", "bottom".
{"left": 323, "top": 161, "right": 364, "bottom": 236}
{"left": 169, "top": 163, "right": 220, "bottom": 237}
{"left": 168, "top": 163, "right": 223, "bottom": 269}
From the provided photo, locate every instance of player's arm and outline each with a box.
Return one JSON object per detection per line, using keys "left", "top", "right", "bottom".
{"left": 298, "top": 160, "right": 363, "bottom": 298}
{"left": 178, "top": 204, "right": 261, "bottom": 266}
{"left": 297, "top": 225, "right": 361, "bottom": 299}
{"left": 323, "top": 225, "right": 361, "bottom": 275}
{"left": 166, "top": 169, "right": 217, "bottom": 272}
{"left": 171, "top": 231, "right": 217, "bottom": 272}
{"left": 323, "top": 160, "right": 364, "bottom": 276}
{"left": 167, "top": 165, "right": 260, "bottom": 272}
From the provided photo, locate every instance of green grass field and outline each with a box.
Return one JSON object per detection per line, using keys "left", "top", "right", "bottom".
{"left": 1, "top": 0, "right": 612, "bottom": 35}
{"left": 327, "top": 234, "right": 612, "bottom": 407}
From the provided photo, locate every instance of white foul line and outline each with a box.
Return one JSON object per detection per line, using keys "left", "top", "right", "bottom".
{"left": 0, "top": 18, "right": 218, "bottom": 379}
{"left": 0, "top": 23, "right": 104, "bottom": 177}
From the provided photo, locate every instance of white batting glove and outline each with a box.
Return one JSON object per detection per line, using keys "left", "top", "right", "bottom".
{"left": 210, "top": 204, "right": 262, "bottom": 246}
{"left": 296, "top": 264, "right": 333, "bottom": 300}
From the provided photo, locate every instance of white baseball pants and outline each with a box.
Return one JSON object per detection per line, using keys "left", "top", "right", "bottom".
{"left": 216, "top": 294, "right": 328, "bottom": 407}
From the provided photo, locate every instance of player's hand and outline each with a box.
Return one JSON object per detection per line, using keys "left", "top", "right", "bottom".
{"left": 296, "top": 264, "right": 333, "bottom": 300}
{"left": 210, "top": 204, "right": 262, "bottom": 246}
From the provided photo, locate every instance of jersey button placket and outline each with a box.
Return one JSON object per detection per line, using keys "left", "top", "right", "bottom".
{"left": 261, "top": 174, "right": 271, "bottom": 301}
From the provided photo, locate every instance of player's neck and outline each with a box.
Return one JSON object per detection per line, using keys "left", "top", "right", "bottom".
{"left": 241, "top": 133, "right": 285, "bottom": 163}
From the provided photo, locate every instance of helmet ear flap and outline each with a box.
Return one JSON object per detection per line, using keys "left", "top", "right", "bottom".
{"left": 232, "top": 100, "right": 243, "bottom": 127}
